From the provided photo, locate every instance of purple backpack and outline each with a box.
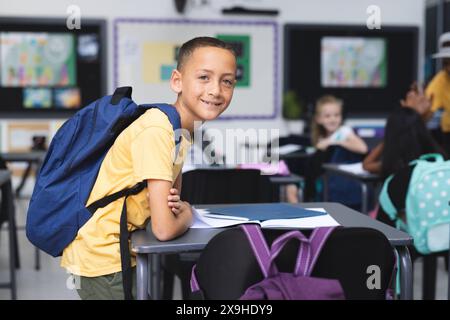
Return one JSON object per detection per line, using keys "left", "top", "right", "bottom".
{"left": 191, "top": 225, "right": 346, "bottom": 300}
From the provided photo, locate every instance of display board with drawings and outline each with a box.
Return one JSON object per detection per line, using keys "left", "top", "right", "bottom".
{"left": 114, "top": 18, "right": 278, "bottom": 119}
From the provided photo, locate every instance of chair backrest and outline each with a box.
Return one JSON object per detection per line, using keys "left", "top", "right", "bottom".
{"left": 180, "top": 168, "right": 278, "bottom": 204}
{"left": 0, "top": 158, "right": 12, "bottom": 228}
{"left": 192, "top": 227, "right": 395, "bottom": 300}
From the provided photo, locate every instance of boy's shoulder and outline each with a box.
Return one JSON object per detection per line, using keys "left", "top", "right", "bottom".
{"left": 131, "top": 107, "right": 174, "bottom": 133}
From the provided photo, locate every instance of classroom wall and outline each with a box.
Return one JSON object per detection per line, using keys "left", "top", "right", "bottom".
{"left": 0, "top": 0, "right": 425, "bottom": 137}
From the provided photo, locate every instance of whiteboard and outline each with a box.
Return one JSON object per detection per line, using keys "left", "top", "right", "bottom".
{"left": 114, "top": 18, "right": 278, "bottom": 119}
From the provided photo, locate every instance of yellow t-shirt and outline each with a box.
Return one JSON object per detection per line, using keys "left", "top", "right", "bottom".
{"left": 425, "top": 70, "right": 450, "bottom": 132}
{"left": 61, "top": 108, "right": 191, "bottom": 277}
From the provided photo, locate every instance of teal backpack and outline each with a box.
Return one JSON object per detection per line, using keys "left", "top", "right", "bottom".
{"left": 379, "top": 153, "right": 450, "bottom": 255}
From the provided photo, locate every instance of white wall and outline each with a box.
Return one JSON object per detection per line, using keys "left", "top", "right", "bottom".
{"left": 0, "top": 0, "right": 425, "bottom": 136}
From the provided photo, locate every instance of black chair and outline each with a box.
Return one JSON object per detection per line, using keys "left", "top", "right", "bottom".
{"left": 408, "top": 246, "right": 448, "bottom": 300}
{"left": 377, "top": 207, "right": 449, "bottom": 299}
{"left": 161, "top": 168, "right": 277, "bottom": 300}
{"left": 193, "top": 227, "right": 396, "bottom": 300}
{"left": 0, "top": 163, "right": 17, "bottom": 299}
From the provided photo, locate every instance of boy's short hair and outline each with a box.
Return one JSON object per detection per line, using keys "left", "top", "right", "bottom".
{"left": 177, "top": 37, "right": 236, "bottom": 71}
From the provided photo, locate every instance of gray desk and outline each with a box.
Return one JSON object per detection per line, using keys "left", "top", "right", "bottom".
{"left": 269, "top": 174, "right": 304, "bottom": 202}
{"left": 131, "top": 202, "right": 413, "bottom": 300}
{"left": 1, "top": 151, "right": 46, "bottom": 197}
{"left": 278, "top": 150, "right": 313, "bottom": 160}
{"left": 322, "top": 163, "right": 381, "bottom": 215}
{"left": 2, "top": 151, "right": 46, "bottom": 270}
{"left": 0, "top": 170, "right": 17, "bottom": 299}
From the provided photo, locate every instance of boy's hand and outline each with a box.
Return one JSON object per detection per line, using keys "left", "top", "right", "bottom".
{"left": 168, "top": 188, "right": 181, "bottom": 214}
{"left": 168, "top": 188, "right": 192, "bottom": 217}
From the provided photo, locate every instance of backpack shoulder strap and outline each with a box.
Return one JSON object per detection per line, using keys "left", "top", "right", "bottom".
{"left": 267, "top": 227, "right": 336, "bottom": 277}
{"left": 141, "top": 103, "right": 183, "bottom": 159}
{"left": 378, "top": 174, "right": 398, "bottom": 221}
{"left": 268, "top": 229, "right": 310, "bottom": 276}
{"left": 140, "top": 103, "right": 181, "bottom": 133}
{"left": 191, "top": 224, "right": 275, "bottom": 294}
{"left": 306, "top": 227, "right": 337, "bottom": 275}
{"left": 111, "top": 86, "right": 132, "bottom": 105}
{"left": 240, "top": 224, "right": 274, "bottom": 278}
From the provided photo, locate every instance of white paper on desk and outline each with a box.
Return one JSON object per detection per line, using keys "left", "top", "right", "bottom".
{"left": 275, "top": 144, "right": 303, "bottom": 155}
{"left": 190, "top": 207, "right": 340, "bottom": 229}
{"left": 191, "top": 208, "right": 255, "bottom": 228}
{"left": 337, "top": 162, "right": 369, "bottom": 175}
{"left": 259, "top": 208, "right": 340, "bottom": 229}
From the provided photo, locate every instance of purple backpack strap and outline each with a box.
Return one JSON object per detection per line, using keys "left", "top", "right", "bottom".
{"left": 190, "top": 264, "right": 200, "bottom": 292}
{"left": 241, "top": 224, "right": 274, "bottom": 277}
{"left": 268, "top": 230, "right": 311, "bottom": 276}
{"left": 192, "top": 224, "right": 274, "bottom": 292}
{"left": 305, "top": 227, "right": 336, "bottom": 275}
{"left": 267, "top": 227, "right": 336, "bottom": 277}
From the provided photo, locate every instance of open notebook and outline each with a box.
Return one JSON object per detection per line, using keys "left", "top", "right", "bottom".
{"left": 191, "top": 205, "right": 340, "bottom": 229}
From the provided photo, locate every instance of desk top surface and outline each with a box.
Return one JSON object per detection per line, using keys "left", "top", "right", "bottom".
{"left": 322, "top": 163, "right": 380, "bottom": 181}
{"left": 268, "top": 174, "right": 304, "bottom": 184}
{"left": 1, "top": 151, "right": 46, "bottom": 162}
{"left": 0, "top": 169, "right": 11, "bottom": 186}
{"left": 131, "top": 202, "right": 412, "bottom": 254}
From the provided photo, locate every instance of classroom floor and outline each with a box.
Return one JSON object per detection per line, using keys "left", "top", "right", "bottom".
{"left": 0, "top": 179, "right": 448, "bottom": 300}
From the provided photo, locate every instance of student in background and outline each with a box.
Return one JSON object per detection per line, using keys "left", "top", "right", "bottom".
{"left": 62, "top": 37, "right": 237, "bottom": 300}
{"left": 303, "top": 95, "right": 368, "bottom": 202}
{"left": 311, "top": 95, "right": 368, "bottom": 154}
{"left": 377, "top": 107, "right": 449, "bottom": 301}
{"left": 425, "top": 32, "right": 450, "bottom": 155}
{"left": 376, "top": 107, "right": 446, "bottom": 226}
{"left": 363, "top": 83, "right": 432, "bottom": 174}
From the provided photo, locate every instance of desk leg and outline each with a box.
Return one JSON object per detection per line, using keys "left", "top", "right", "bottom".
{"left": 151, "top": 254, "right": 161, "bottom": 300}
{"left": 279, "top": 185, "right": 286, "bottom": 202}
{"left": 136, "top": 253, "right": 149, "bottom": 300}
{"left": 15, "top": 161, "right": 32, "bottom": 197}
{"left": 5, "top": 183, "right": 17, "bottom": 299}
{"left": 323, "top": 173, "right": 329, "bottom": 201}
{"left": 361, "top": 182, "right": 368, "bottom": 215}
{"left": 396, "top": 246, "right": 413, "bottom": 300}
{"left": 35, "top": 247, "right": 40, "bottom": 270}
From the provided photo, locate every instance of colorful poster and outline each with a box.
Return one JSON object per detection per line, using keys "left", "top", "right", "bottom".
{"left": 142, "top": 42, "right": 178, "bottom": 83}
{"left": 23, "top": 88, "right": 52, "bottom": 108}
{"left": 54, "top": 88, "right": 81, "bottom": 109}
{"left": 321, "top": 37, "right": 387, "bottom": 88}
{"left": 0, "top": 32, "right": 76, "bottom": 87}
{"left": 217, "top": 34, "right": 251, "bottom": 87}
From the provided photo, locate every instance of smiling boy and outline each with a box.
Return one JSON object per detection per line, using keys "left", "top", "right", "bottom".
{"left": 61, "top": 37, "right": 237, "bottom": 300}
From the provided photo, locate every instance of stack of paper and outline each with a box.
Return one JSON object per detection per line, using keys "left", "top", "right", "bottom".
{"left": 275, "top": 144, "right": 303, "bottom": 155}
{"left": 337, "top": 162, "right": 370, "bottom": 175}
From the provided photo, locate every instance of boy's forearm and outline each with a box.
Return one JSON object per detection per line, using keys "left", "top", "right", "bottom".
{"left": 147, "top": 179, "right": 192, "bottom": 241}
{"left": 168, "top": 203, "right": 193, "bottom": 238}
{"left": 150, "top": 206, "right": 192, "bottom": 241}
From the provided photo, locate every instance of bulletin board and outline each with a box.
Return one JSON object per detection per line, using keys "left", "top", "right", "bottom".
{"left": 114, "top": 18, "right": 278, "bottom": 119}
{"left": 5, "top": 121, "right": 51, "bottom": 152}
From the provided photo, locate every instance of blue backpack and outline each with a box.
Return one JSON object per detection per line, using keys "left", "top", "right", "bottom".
{"left": 379, "top": 153, "right": 450, "bottom": 254}
{"left": 26, "top": 87, "right": 181, "bottom": 298}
